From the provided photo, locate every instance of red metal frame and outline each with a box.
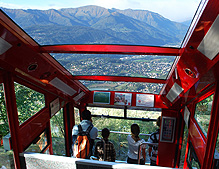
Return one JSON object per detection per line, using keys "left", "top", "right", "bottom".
{"left": 72, "top": 75, "right": 166, "bottom": 84}
{"left": 3, "top": 72, "right": 22, "bottom": 169}
{"left": 202, "top": 81, "right": 219, "bottom": 169}
{"left": 40, "top": 44, "right": 180, "bottom": 56}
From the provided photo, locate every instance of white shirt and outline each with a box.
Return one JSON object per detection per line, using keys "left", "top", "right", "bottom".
{"left": 127, "top": 135, "right": 145, "bottom": 160}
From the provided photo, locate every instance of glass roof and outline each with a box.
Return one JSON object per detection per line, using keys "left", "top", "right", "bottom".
{"left": 52, "top": 53, "right": 175, "bottom": 79}
{"left": 0, "top": 0, "right": 201, "bottom": 93}
{"left": 80, "top": 80, "right": 164, "bottom": 94}
{"left": 0, "top": 0, "right": 200, "bottom": 47}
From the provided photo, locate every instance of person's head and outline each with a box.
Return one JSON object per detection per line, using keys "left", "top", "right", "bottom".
{"left": 102, "top": 128, "right": 110, "bottom": 139}
{"left": 81, "top": 109, "right": 91, "bottom": 120}
{"left": 156, "top": 116, "right": 161, "bottom": 127}
{"left": 131, "top": 123, "right": 140, "bottom": 137}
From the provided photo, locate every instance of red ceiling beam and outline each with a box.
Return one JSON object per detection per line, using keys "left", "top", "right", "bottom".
{"left": 72, "top": 75, "right": 166, "bottom": 84}
{"left": 40, "top": 44, "right": 180, "bottom": 56}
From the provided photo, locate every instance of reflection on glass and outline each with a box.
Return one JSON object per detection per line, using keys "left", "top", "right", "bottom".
{"left": 194, "top": 94, "right": 214, "bottom": 137}
{"left": 25, "top": 130, "right": 48, "bottom": 153}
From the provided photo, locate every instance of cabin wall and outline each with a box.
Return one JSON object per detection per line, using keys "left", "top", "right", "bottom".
{"left": 157, "top": 109, "right": 181, "bottom": 168}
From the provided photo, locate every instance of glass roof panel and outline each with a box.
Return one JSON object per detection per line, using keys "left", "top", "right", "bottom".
{"left": 0, "top": 0, "right": 200, "bottom": 47}
{"left": 80, "top": 80, "right": 164, "bottom": 94}
{"left": 52, "top": 53, "right": 175, "bottom": 79}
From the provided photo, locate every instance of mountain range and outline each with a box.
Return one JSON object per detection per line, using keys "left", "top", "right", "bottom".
{"left": 1, "top": 5, "right": 190, "bottom": 46}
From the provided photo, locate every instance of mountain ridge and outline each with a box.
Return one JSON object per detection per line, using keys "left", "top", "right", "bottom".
{"left": 0, "top": 5, "right": 189, "bottom": 46}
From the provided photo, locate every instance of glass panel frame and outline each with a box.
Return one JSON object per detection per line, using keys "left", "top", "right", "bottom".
{"left": 194, "top": 94, "right": 214, "bottom": 137}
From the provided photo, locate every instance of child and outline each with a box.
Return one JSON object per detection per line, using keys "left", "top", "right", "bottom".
{"left": 94, "top": 128, "right": 116, "bottom": 162}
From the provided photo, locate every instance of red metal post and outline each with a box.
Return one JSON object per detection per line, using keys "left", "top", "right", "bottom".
{"left": 46, "top": 121, "right": 53, "bottom": 155}
{"left": 63, "top": 102, "right": 74, "bottom": 157}
{"left": 3, "top": 72, "right": 22, "bottom": 169}
{"left": 202, "top": 81, "right": 219, "bottom": 169}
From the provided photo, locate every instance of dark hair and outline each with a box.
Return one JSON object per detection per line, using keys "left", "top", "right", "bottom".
{"left": 102, "top": 128, "right": 110, "bottom": 139}
{"left": 81, "top": 109, "right": 91, "bottom": 120}
{"left": 157, "top": 116, "right": 161, "bottom": 127}
{"left": 131, "top": 123, "right": 140, "bottom": 137}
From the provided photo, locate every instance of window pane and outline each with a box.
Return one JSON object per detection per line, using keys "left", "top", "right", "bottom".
{"left": 15, "top": 82, "right": 45, "bottom": 125}
{"left": 25, "top": 130, "right": 49, "bottom": 153}
{"left": 74, "top": 107, "right": 80, "bottom": 125}
{"left": 0, "top": 84, "right": 9, "bottom": 140}
{"left": 187, "top": 142, "right": 201, "bottom": 169}
{"left": 179, "top": 125, "right": 189, "bottom": 168}
{"left": 0, "top": 83, "right": 15, "bottom": 169}
{"left": 50, "top": 109, "right": 65, "bottom": 156}
{"left": 194, "top": 94, "right": 214, "bottom": 137}
{"left": 213, "top": 131, "right": 219, "bottom": 169}
{"left": 52, "top": 53, "right": 175, "bottom": 80}
{"left": 88, "top": 107, "right": 160, "bottom": 161}
{"left": 81, "top": 80, "right": 163, "bottom": 94}
{"left": 88, "top": 107, "right": 124, "bottom": 117}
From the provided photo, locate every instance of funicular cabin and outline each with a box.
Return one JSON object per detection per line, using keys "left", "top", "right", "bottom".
{"left": 0, "top": 0, "right": 219, "bottom": 168}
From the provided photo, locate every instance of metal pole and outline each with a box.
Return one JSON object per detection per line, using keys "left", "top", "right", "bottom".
{"left": 3, "top": 72, "right": 22, "bottom": 169}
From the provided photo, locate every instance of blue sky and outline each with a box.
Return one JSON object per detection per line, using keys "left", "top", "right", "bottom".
{"left": 0, "top": 0, "right": 200, "bottom": 21}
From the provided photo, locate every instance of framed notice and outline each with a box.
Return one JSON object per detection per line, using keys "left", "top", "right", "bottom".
{"left": 160, "top": 116, "right": 176, "bottom": 143}
{"left": 136, "top": 94, "right": 154, "bottom": 107}
{"left": 114, "top": 92, "right": 132, "bottom": 106}
{"left": 93, "top": 92, "right": 110, "bottom": 104}
{"left": 50, "top": 97, "right": 60, "bottom": 117}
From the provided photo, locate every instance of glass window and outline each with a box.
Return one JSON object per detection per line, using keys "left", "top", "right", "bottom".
{"left": 1, "top": 0, "right": 200, "bottom": 47}
{"left": 14, "top": 82, "right": 45, "bottom": 125}
{"left": 81, "top": 80, "right": 163, "bottom": 94}
{"left": 74, "top": 107, "right": 80, "bottom": 125}
{"left": 24, "top": 130, "right": 49, "bottom": 153}
{"left": 87, "top": 107, "right": 160, "bottom": 162}
{"left": 179, "top": 125, "right": 189, "bottom": 168}
{"left": 194, "top": 94, "right": 214, "bottom": 137}
{"left": 52, "top": 53, "right": 175, "bottom": 79}
{"left": 0, "top": 83, "right": 15, "bottom": 169}
{"left": 213, "top": 131, "right": 219, "bottom": 169}
{"left": 187, "top": 142, "right": 201, "bottom": 169}
{"left": 50, "top": 109, "right": 65, "bottom": 156}
{"left": 0, "top": 83, "right": 9, "bottom": 141}
{"left": 88, "top": 107, "right": 124, "bottom": 117}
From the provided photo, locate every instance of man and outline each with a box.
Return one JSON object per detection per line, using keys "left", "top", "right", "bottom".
{"left": 72, "top": 109, "right": 98, "bottom": 158}
{"left": 94, "top": 128, "right": 116, "bottom": 162}
{"left": 148, "top": 116, "right": 161, "bottom": 166}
